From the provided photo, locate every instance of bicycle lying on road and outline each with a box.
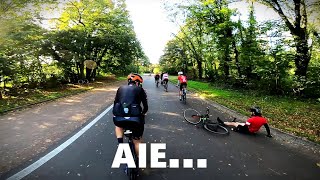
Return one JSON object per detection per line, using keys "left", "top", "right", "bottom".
{"left": 124, "top": 129, "right": 138, "bottom": 180}
{"left": 184, "top": 107, "right": 229, "bottom": 135}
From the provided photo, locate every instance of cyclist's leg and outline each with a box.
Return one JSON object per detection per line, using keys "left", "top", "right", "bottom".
{"left": 115, "top": 126, "right": 124, "bottom": 143}
{"left": 224, "top": 122, "right": 245, "bottom": 127}
{"left": 132, "top": 124, "right": 144, "bottom": 158}
{"left": 179, "top": 83, "right": 184, "bottom": 98}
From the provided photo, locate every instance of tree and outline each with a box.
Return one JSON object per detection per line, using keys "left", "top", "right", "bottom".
{"left": 255, "top": 0, "right": 313, "bottom": 79}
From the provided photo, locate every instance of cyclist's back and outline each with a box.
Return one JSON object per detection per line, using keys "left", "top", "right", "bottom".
{"left": 113, "top": 84, "right": 147, "bottom": 123}
{"left": 163, "top": 73, "right": 169, "bottom": 80}
{"left": 113, "top": 74, "right": 148, "bottom": 141}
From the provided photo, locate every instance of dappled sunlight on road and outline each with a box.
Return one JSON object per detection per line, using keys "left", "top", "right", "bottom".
{"left": 92, "top": 88, "right": 118, "bottom": 92}
{"left": 160, "top": 111, "right": 181, "bottom": 117}
{"left": 65, "top": 99, "right": 82, "bottom": 103}
{"left": 71, "top": 113, "right": 87, "bottom": 121}
{"left": 145, "top": 124, "right": 185, "bottom": 132}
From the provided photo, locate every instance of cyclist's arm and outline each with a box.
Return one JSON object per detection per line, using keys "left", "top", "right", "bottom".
{"left": 114, "top": 87, "right": 121, "bottom": 102}
{"left": 264, "top": 123, "right": 272, "bottom": 137}
{"left": 141, "top": 88, "right": 148, "bottom": 115}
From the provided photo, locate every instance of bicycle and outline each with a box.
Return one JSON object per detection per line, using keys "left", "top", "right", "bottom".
{"left": 124, "top": 129, "right": 138, "bottom": 180}
{"left": 78, "top": 79, "right": 89, "bottom": 84}
{"left": 155, "top": 79, "right": 159, "bottom": 87}
{"left": 163, "top": 80, "right": 168, "bottom": 92}
{"left": 183, "top": 107, "right": 229, "bottom": 135}
{"left": 181, "top": 84, "right": 187, "bottom": 104}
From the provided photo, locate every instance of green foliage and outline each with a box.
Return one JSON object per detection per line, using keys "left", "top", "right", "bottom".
{"left": 0, "top": 0, "right": 148, "bottom": 98}
{"left": 162, "top": 1, "right": 320, "bottom": 98}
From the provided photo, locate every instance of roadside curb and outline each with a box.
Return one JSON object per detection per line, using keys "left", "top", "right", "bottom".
{"left": 172, "top": 82, "right": 320, "bottom": 156}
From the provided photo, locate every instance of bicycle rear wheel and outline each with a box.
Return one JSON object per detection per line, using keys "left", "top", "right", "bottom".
{"left": 204, "top": 122, "right": 229, "bottom": 135}
{"left": 182, "top": 89, "right": 186, "bottom": 104}
{"left": 184, "top": 109, "right": 201, "bottom": 124}
{"left": 128, "top": 141, "right": 138, "bottom": 180}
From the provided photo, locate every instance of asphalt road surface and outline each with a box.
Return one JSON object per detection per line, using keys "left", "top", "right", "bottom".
{"left": 3, "top": 75, "right": 320, "bottom": 180}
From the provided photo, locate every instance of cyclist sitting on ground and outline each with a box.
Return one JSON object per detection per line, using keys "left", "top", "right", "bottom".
{"left": 177, "top": 71, "right": 188, "bottom": 101}
{"left": 217, "top": 106, "right": 272, "bottom": 137}
{"left": 154, "top": 73, "right": 160, "bottom": 83}
{"left": 113, "top": 73, "right": 148, "bottom": 160}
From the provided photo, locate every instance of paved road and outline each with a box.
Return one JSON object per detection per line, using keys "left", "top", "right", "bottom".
{"left": 3, "top": 76, "right": 320, "bottom": 180}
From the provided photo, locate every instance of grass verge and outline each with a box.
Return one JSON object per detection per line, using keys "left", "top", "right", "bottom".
{"left": 171, "top": 76, "right": 320, "bottom": 143}
{"left": 0, "top": 76, "right": 124, "bottom": 114}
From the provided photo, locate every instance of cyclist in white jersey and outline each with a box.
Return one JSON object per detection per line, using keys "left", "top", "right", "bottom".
{"left": 162, "top": 73, "right": 169, "bottom": 85}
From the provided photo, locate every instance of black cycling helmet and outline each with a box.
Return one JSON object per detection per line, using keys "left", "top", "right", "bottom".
{"left": 250, "top": 106, "right": 262, "bottom": 116}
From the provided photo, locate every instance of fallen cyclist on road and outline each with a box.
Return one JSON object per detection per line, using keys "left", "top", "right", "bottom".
{"left": 112, "top": 73, "right": 148, "bottom": 169}
{"left": 217, "top": 106, "right": 272, "bottom": 138}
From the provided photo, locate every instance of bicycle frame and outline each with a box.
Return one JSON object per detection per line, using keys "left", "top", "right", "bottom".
{"left": 124, "top": 130, "right": 138, "bottom": 180}
{"left": 199, "top": 108, "right": 210, "bottom": 123}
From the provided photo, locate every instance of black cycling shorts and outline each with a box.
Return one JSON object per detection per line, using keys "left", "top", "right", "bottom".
{"left": 235, "top": 125, "right": 250, "bottom": 134}
{"left": 180, "top": 82, "right": 187, "bottom": 91}
{"left": 113, "top": 119, "right": 144, "bottom": 139}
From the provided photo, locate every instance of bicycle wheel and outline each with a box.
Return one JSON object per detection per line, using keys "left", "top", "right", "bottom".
{"left": 164, "top": 82, "right": 168, "bottom": 92}
{"left": 128, "top": 141, "right": 138, "bottom": 180}
{"left": 83, "top": 79, "right": 89, "bottom": 84}
{"left": 184, "top": 109, "right": 201, "bottom": 124}
{"left": 204, "top": 122, "right": 229, "bottom": 135}
{"left": 182, "top": 89, "right": 186, "bottom": 104}
{"left": 78, "top": 79, "right": 83, "bottom": 84}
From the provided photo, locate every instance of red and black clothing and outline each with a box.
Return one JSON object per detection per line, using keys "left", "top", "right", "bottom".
{"left": 178, "top": 75, "right": 188, "bottom": 91}
{"left": 236, "top": 116, "right": 270, "bottom": 135}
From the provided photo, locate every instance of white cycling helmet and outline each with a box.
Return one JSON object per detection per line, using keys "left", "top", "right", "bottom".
{"left": 178, "top": 71, "right": 183, "bottom": 75}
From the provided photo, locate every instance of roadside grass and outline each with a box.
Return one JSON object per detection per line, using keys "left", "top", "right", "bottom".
{"left": 0, "top": 75, "right": 124, "bottom": 114}
{"left": 171, "top": 76, "right": 320, "bottom": 143}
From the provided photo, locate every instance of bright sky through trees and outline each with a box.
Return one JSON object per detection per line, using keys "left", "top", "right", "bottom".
{"left": 125, "top": 0, "right": 279, "bottom": 64}
{"left": 40, "top": 0, "right": 280, "bottom": 64}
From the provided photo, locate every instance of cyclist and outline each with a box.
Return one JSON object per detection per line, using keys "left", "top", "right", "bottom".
{"left": 162, "top": 72, "right": 169, "bottom": 88}
{"left": 160, "top": 72, "right": 164, "bottom": 84}
{"left": 154, "top": 73, "right": 160, "bottom": 84}
{"left": 113, "top": 73, "right": 148, "bottom": 160}
{"left": 177, "top": 71, "right": 187, "bottom": 101}
{"left": 217, "top": 106, "right": 272, "bottom": 137}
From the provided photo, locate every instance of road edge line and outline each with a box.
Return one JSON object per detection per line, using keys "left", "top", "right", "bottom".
{"left": 7, "top": 104, "right": 114, "bottom": 180}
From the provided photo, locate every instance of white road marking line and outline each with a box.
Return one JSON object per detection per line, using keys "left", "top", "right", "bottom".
{"left": 7, "top": 105, "right": 113, "bottom": 180}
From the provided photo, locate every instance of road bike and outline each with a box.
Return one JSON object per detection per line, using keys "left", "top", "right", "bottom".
{"left": 78, "top": 79, "right": 89, "bottom": 84}
{"left": 181, "top": 84, "right": 187, "bottom": 104}
{"left": 183, "top": 107, "right": 229, "bottom": 135}
{"left": 163, "top": 80, "right": 168, "bottom": 92}
{"left": 124, "top": 129, "right": 138, "bottom": 180}
{"left": 155, "top": 79, "right": 159, "bottom": 87}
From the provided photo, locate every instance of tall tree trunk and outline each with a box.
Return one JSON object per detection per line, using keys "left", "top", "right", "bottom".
{"left": 294, "top": 33, "right": 310, "bottom": 77}
{"left": 223, "top": 61, "right": 230, "bottom": 78}
{"left": 197, "top": 59, "right": 203, "bottom": 79}
{"left": 232, "top": 40, "right": 241, "bottom": 78}
{"left": 79, "top": 62, "right": 84, "bottom": 79}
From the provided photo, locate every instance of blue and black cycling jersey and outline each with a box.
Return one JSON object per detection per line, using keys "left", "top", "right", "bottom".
{"left": 113, "top": 84, "right": 148, "bottom": 124}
